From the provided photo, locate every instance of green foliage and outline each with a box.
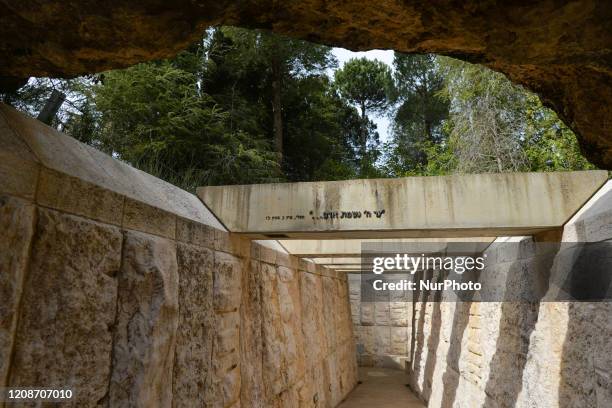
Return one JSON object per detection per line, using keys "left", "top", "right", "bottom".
{"left": 386, "top": 53, "right": 449, "bottom": 173}
{"left": 383, "top": 55, "right": 594, "bottom": 176}
{"left": 204, "top": 27, "right": 359, "bottom": 181}
{"left": 439, "top": 57, "right": 528, "bottom": 173}
{"left": 2, "top": 28, "right": 595, "bottom": 191}
{"left": 334, "top": 57, "right": 392, "bottom": 116}
{"left": 437, "top": 56, "right": 594, "bottom": 173}
{"left": 334, "top": 57, "right": 392, "bottom": 176}
{"left": 384, "top": 139, "right": 456, "bottom": 177}
{"left": 392, "top": 54, "right": 448, "bottom": 143}
{"left": 0, "top": 77, "right": 101, "bottom": 145}
{"left": 215, "top": 27, "right": 337, "bottom": 79}
{"left": 94, "top": 58, "right": 280, "bottom": 188}
{"left": 522, "top": 93, "right": 595, "bottom": 171}
{"left": 1, "top": 78, "right": 57, "bottom": 116}
{"left": 282, "top": 76, "right": 361, "bottom": 180}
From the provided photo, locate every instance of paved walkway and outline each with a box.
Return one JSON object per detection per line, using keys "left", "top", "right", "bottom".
{"left": 339, "top": 367, "right": 426, "bottom": 407}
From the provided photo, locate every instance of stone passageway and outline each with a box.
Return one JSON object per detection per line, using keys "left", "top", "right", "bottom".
{"left": 339, "top": 368, "right": 425, "bottom": 408}
{"left": 1, "top": 104, "right": 611, "bottom": 406}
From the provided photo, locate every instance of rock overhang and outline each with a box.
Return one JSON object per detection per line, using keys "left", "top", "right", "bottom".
{"left": 0, "top": 1, "right": 610, "bottom": 167}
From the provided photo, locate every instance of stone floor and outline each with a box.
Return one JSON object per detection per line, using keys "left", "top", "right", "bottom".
{"left": 339, "top": 367, "right": 426, "bottom": 408}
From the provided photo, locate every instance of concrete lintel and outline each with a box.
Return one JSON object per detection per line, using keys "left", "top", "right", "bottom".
{"left": 308, "top": 257, "right": 363, "bottom": 265}
{"left": 323, "top": 264, "right": 367, "bottom": 269}
{"left": 197, "top": 171, "right": 607, "bottom": 238}
{"left": 281, "top": 238, "right": 494, "bottom": 257}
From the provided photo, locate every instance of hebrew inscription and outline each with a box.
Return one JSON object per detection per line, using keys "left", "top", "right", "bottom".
{"left": 264, "top": 209, "right": 386, "bottom": 222}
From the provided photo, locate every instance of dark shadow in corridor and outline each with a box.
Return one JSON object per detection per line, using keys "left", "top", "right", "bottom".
{"left": 481, "top": 241, "right": 556, "bottom": 407}
{"left": 421, "top": 269, "right": 443, "bottom": 402}
{"left": 435, "top": 254, "right": 485, "bottom": 408}
{"left": 557, "top": 241, "right": 612, "bottom": 407}
{"left": 437, "top": 300, "right": 472, "bottom": 408}
{"left": 409, "top": 268, "right": 428, "bottom": 380}
{"left": 409, "top": 267, "right": 440, "bottom": 397}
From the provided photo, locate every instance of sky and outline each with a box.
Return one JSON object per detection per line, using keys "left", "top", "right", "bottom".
{"left": 331, "top": 48, "right": 395, "bottom": 142}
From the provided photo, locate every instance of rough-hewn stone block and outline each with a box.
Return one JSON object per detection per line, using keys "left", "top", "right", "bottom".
{"left": 173, "top": 243, "right": 215, "bottom": 407}
{"left": 212, "top": 311, "right": 241, "bottom": 407}
{"left": 359, "top": 326, "right": 375, "bottom": 356}
{"left": 327, "top": 350, "right": 342, "bottom": 406}
{"left": 109, "top": 231, "right": 178, "bottom": 407}
{"left": 214, "top": 230, "right": 249, "bottom": 258}
{"left": 277, "top": 266, "right": 305, "bottom": 387}
{"left": 176, "top": 216, "right": 216, "bottom": 248}
{"left": 240, "top": 260, "right": 264, "bottom": 406}
{"left": 9, "top": 209, "right": 121, "bottom": 406}
{"left": 300, "top": 271, "right": 326, "bottom": 363}
{"left": 322, "top": 276, "right": 338, "bottom": 350}
{"left": 0, "top": 196, "right": 35, "bottom": 387}
{"left": 261, "top": 263, "right": 286, "bottom": 398}
{"left": 390, "top": 301, "right": 411, "bottom": 327}
{"left": 374, "top": 326, "right": 391, "bottom": 355}
{"left": 390, "top": 327, "right": 409, "bottom": 356}
{"left": 37, "top": 167, "right": 124, "bottom": 225}
{"left": 122, "top": 198, "right": 176, "bottom": 239}
{"left": 375, "top": 301, "right": 390, "bottom": 326}
{"left": 308, "top": 361, "right": 332, "bottom": 408}
{"left": 213, "top": 252, "right": 242, "bottom": 313}
{"left": 297, "top": 258, "right": 316, "bottom": 273}
{"left": 360, "top": 302, "right": 375, "bottom": 326}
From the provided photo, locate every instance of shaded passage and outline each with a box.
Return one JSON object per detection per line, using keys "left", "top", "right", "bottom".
{"left": 339, "top": 367, "right": 425, "bottom": 408}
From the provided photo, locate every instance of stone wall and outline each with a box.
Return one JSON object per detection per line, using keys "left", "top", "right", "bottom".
{"left": 0, "top": 104, "right": 358, "bottom": 407}
{"left": 405, "top": 181, "right": 612, "bottom": 407}
{"left": 348, "top": 274, "right": 412, "bottom": 369}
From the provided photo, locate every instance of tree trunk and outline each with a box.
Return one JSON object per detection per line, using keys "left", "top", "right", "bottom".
{"left": 271, "top": 55, "right": 283, "bottom": 163}
{"left": 422, "top": 119, "right": 433, "bottom": 167}
{"left": 360, "top": 101, "right": 367, "bottom": 174}
{"left": 37, "top": 89, "right": 66, "bottom": 125}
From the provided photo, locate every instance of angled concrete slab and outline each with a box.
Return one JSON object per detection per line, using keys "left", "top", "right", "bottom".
{"left": 197, "top": 171, "right": 607, "bottom": 239}
{"left": 0, "top": 104, "right": 224, "bottom": 229}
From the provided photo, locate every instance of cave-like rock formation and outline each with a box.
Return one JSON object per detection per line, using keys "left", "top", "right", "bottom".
{"left": 0, "top": 1, "right": 610, "bottom": 167}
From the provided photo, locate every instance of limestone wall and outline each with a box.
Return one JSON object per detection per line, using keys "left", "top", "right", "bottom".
{"left": 348, "top": 274, "right": 412, "bottom": 369}
{"left": 406, "top": 181, "right": 612, "bottom": 407}
{"left": 0, "top": 104, "right": 358, "bottom": 407}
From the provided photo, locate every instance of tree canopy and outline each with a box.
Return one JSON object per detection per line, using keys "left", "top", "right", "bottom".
{"left": 334, "top": 58, "right": 392, "bottom": 117}
{"left": 382, "top": 53, "right": 594, "bottom": 176}
{"left": 385, "top": 53, "right": 449, "bottom": 175}
{"left": 334, "top": 57, "right": 393, "bottom": 176}
{"left": 0, "top": 28, "right": 596, "bottom": 192}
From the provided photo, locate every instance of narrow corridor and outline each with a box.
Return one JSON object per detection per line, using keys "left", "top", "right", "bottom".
{"left": 339, "top": 367, "right": 425, "bottom": 408}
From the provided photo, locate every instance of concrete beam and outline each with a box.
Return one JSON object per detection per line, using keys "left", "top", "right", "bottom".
{"left": 336, "top": 270, "right": 370, "bottom": 274}
{"left": 197, "top": 171, "right": 607, "bottom": 239}
{"left": 308, "top": 257, "right": 363, "bottom": 265}
{"left": 281, "top": 238, "right": 494, "bottom": 258}
{"left": 321, "top": 263, "right": 365, "bottom": 268}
